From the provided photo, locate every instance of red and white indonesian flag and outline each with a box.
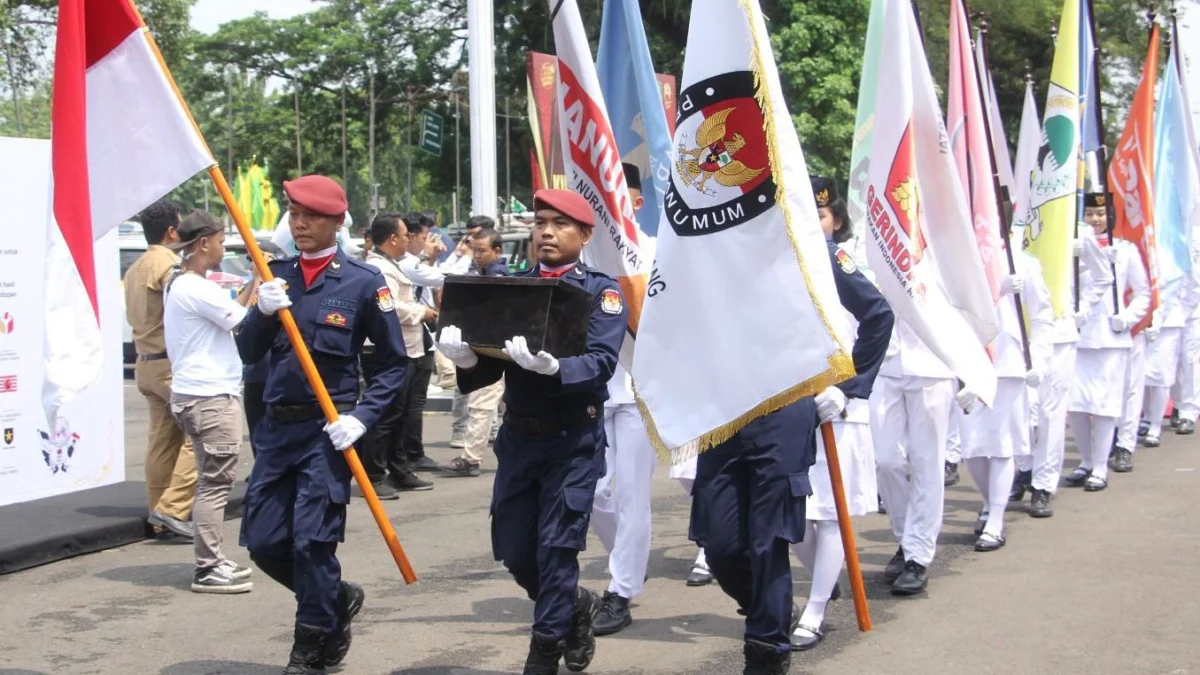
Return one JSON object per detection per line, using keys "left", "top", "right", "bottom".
{"left": 947, "top": 0, "right": 1005, "bottom": 307}
{"left": 45, "top": 0, "right": 213, "bottom": 424}
{"left": 851, "top": 0, "right": 997, "bottom": 403}
{"left": 549, "top": 0, "right": 649, "bottom": 368}
{"left": 632, "top": 0, "right": 853, "bottom": 455}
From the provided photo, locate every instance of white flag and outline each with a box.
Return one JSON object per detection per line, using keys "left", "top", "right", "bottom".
{"left": 850, "top": 0, "right": 998, "bottom": 403}
{"left": 1011, "top": 80, "right": 1042, "bottom": 229}
{"left": 632, "top": 0, "right": 853, "bottom": 454}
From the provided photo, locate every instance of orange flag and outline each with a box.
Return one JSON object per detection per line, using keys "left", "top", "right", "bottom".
{"left": 1108, "top": 25, "right": 1159, "bottom": 334}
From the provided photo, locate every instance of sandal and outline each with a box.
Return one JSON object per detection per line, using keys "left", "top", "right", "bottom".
{"left": 790, "top": 623, "right": 824, "bottom": 652}
{"left": 1083, "top": 475, "right": 1108, "bottom": 492}
{"left": 1063, "top": 466, "right": 1092, "bottom": 488}
{"left": 974, "top": 532, "right": 1006, "bottom": 552}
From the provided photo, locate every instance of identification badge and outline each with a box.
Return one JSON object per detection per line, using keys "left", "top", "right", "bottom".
{"left": 836, "top": 249, "right": 856, "bottom": 275}
{"left": 324, "top": 312, "right": 348, "bottom": 328}
{"left": 376, "top": 286, "right": 395, "bottom": 312}
{"left": 600, "top": 288, "right": 623, "bottom": 315}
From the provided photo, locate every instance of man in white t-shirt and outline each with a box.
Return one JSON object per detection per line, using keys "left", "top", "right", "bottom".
{"left": 165, "top": 210, "right": 260, "bottom": 595}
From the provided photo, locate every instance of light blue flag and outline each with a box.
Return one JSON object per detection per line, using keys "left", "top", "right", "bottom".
{"left": 596, "top": 0, "right": 673, "bottom": 237}
{"left": 1154, "top": 44, "right": 1199, "bottom": 293}
{"left": 1078, "top": 1, "right": 1102, "bottom": 153}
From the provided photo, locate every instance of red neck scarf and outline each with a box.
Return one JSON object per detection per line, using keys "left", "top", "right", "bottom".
{"left": 538, "top": 263, "right": 576, "bottom": 279}
{"left": 299, "top": 246, "right": 338, "bottom": 288}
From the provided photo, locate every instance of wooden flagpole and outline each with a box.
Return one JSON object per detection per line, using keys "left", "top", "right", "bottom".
{"left": 821, "top": 422, "right": 872, "bottom": 631}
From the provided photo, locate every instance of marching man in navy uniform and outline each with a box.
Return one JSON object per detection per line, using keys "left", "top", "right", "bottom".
{"left": 691, "top": 200, "right": 893, "bottom": 675}
{"left": 437, "top": 189, "right": 626, "bottom": 675}
{"left": 236, "top": 175, "right": 409, "bottom": 675}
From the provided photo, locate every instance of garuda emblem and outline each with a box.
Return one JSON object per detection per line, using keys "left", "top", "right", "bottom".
{"left": 677, "top": 108, "right": 765, "bottom": 196}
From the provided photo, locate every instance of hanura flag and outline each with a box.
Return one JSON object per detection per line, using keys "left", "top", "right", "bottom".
{"left": 850, "top": 0, "right": 998, "bottom": 403}
{"left": 1024, "top": 0, "right": 1081, "bottom": 318}
{"left": 1011, "top": 79, "right": 1042, "bottom": 229}
{"left": 948, "top": 0, "right": 1006, "bottom": 306}
{"left": 549, "top": 0, "right": 649, "bottom": 368}
{"left": 632, "top": 0, "right": 853, "bottom": 454}
{"left": 45, "top": 0, "right": 213, "bottom": 424}
{"left": 1108, "top": 25, "right": 1159, "bottom": 334}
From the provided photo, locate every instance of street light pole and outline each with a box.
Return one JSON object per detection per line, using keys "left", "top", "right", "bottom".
{"left": 407, "top": 86, "right": 414, "bottom": 211}
{"left": 454, "top": 89, "right": 461, "bottom": 225}
{"left": 505, "top": 95, "right": 511, "bottom": 217}
{"left": 467, "top": 0, "right": 498, "bottom": 218}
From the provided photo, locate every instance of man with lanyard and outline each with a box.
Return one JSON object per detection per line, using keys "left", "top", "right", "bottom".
{"left": 359, "top": 212, "right": 438, "bottom": 495}
{"left": 437, "top": 189, "right": 625, "bottom": 675}
{"left": 236, "top": 175, "right": 408, "bottom": 675}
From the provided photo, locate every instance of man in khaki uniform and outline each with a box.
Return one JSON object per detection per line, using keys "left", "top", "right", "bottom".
{"left": 124, "top": 200, "right": 196, "bottom": 538}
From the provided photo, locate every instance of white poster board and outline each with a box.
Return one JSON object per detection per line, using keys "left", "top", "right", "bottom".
{"left": 0, "top": 137, "right": 125, "bottom": 507}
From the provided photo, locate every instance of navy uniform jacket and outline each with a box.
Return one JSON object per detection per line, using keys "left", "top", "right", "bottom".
{"left": 236, "top": 248, "right": 408, "bottom": 430}
{"left": 457, "top": 263, "right": 626, "bottom": 418}
{"left": 469, "top": 261, "right": 511, "bottom": 277}
{"left": 827, "top": 238, "right": 894, "bottom": 400}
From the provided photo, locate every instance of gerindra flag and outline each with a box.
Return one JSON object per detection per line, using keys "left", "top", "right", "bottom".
{"left": 850, "top": 0, "right": 998, "bottom": 403}
{"left": 549, "top": 0, "right": 649, "bottom": 369}
{"left": 1109, "top": 26, "right": 1159, "bottom": 334}
{"left": 46, "top": 0, "right": 213, "bottom": 424}
{"left": 632, "top": 0, "right": 853, "bottom": 454}
{"left": 948, "top": 0, "right": 1005, "bottom": 306}
{"left": 1024, "top": 0, "right": 1081, "bottom": 318}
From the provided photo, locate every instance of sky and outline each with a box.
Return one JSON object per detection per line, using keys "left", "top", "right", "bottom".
{"left": 190, "top": 0, "right": 320, "bottom": 34}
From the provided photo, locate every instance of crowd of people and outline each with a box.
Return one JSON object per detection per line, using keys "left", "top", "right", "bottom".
{"left": 120, "top": 163, "right": 1197, "bottom": 675}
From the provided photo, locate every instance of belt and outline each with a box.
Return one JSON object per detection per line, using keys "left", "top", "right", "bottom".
{"left": 505, "top": 406, "right": 600, "bottom": 436}
{"left": 137, "top": 352, "right": 169, "bottom": 362}
{"left": 267, "top": 401, "right": 356, "bottom": 423}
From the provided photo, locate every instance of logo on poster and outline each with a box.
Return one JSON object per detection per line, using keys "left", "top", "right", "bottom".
{"left": 0, "top": 375, "right": 15, "bottom": 392}
{"left": 2, "top": 427, "right": 12, "bottom": 448}
{"left": 39, "top": 418, "right": 80, "bottom": 474}
{"left": 0, "top": 312, "right": 12, "bottom": 334}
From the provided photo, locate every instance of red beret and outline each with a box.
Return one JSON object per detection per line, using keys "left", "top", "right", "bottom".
{"left": 533, "top": 189, "right": 595, "bottom": 228}
{"left": 283, "top": 175, "right": 348, "bottom": 216}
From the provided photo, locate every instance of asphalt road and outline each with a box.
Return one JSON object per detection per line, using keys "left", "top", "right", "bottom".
{"left": 1, "top": 388, "right": 1197, "bottom": 675}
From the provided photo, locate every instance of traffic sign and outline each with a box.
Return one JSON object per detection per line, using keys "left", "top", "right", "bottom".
{"left": 419, "top": 110, "right": 444, "bottom": 157}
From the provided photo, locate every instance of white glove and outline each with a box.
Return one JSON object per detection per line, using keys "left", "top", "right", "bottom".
{"left": 999, "top": 274, "right": 1025, "bottom": 297}
{"left": 256, "top": 279, "right": 292, "bottom": 316}
{"left": 1024, "top": 369, "right": 1043, "bottom": 387}
{"left": 1109, "top": 314, "right": 1131, "bottom": 333}
{"left": 1144, "top": 325, "right": 1160, "bottom": 341}
{"left": 503, "top": 336, "right": 560, "bottom": 376}
{"left": 1105, "top": 246, "right": 1120, "bottom": 264}
{"left": 814, "top": 386, "right": 847, "bottom": 423}
{"left": 323, "top": 415, "right": 366, "bottom": 451}
{"left": 956, "top": 388, "right": 982, "bottom": 414}
{"left": 437, "top": 325, "right": 479, "bottom": 369}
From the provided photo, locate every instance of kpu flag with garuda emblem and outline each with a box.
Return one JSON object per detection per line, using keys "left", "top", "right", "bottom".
{"left": 549, "top": 0, "right": 650, "bottom": 370}
{"left": 849, "top": 0, "right": 998, "bottom": 404}
{"left": 632, "top": 0, "right": 854, "bottom": 456}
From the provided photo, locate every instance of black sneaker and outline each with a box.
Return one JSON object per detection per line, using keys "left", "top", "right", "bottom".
{"left": 438, "top": 457, "right": 482, "bottom": 477}
{"left": 944, "top": 461, "right": 959, "bottom": 487}
{"left": 1029, "top": 488, "right": 1054, "bottom": 518}
{"left": 283, "top": 623, "right": 326, "bottom": 675}
{"left": 389, "top": 473, "right": 434, "bottom": 492}
{"left": 1112, "top": 447, "right": 1134, "bottom": 472}
{"left": 882, "top": 547, "right": 905, "bottom": 582}
{"left": 743, "top": 638, "right": 790, "bottom": 675}
{"left": 354, "top": 480, "right": 398, "bottom": 500}
{"left": 218, "top": 559, "right": 253, "bottom": 581}
{"left": 523, "top": 633, "right": 564, "bottom": 675}
{"left": 323, "top": 581, "right": 365, "bottom": 667}
{"left": 593, "top": 591, "right": 632, "bottom": 636}
{"left": 1009, "top": 470, "right": 1032, "bottom": 502}
{"left": 410, "top": 456, "right": 441, "bottom": 473}
{"left": 191, "top": 565, "right": 253, "bottom": 594}
{"left": 563, "top": 587, "right": 600, "bottom": 672}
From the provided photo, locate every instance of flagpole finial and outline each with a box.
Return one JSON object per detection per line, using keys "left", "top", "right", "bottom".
{"left": 1050, "top": 23, "right": 1058, "bottom": 40}
{"left": 976, "top": 11, "right": 990, "bottom": 34}
{"left": 1025, "top": 60, "right": 1033, "bottom": 84}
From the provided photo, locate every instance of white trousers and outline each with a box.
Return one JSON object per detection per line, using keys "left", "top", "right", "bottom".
{"left": 870, "top": 375, "right": 953, "bottom": 567}
{"left": 945, "top": 406, "right": 962, "bottom": 464}
{"left": 1116, "top": 335, "right": 1147, "bottom": 452}
{"left": 591, "top": 403, "right": 657, "bottom": 599}
{"left": 1067, "top": 412, "right": 1118, "bottom": 482}
{"left": 1032, "top": 343, "right": 1077, "bottom": 492}
{"left": 1176, "top": 320, "right": 1200, "bottom": 422}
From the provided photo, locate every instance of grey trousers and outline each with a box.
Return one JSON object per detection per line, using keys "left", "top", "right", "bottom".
{"left": 171, "top": 393, "right": 244, "bottom": 570}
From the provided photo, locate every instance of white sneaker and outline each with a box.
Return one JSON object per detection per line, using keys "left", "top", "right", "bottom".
{"left": 218, "top": 559, "right": 253, "bottom": 581}
{"left": 192, "top": 566, "right": 253, "bottom": 594}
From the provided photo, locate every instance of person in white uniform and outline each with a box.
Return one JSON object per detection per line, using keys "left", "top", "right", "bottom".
{"left": 1172, "top": 244, "right": 1200, "bottom": 436}
{"left": 870, "top": 320, "right": 955, "bottom": 596}
{"left": 589, "top": 165, "right": 658, "bottom": 636}
{"left": 790, "top": 178, "right": 893, "bottom": 650}
{"left": 1143, "top": 267, "right": 1200, "bottom": 445}
{"left": 1113, "top": 316, "right": 1148, "bottom": 472}
{"left": 1066, "top": 193, "right": 1150, "bottom": 492}
{"left": 671, "top": 456, "right": 712, "bottom": 586}
{"left": 1010, "top": 207, "right": 1113, "bottom": 517}
{"left": 956, "top": 239, "right": 1052, "bottom": 552}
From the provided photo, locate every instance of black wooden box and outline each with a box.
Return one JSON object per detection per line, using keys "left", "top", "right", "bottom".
{"left": 437, "top": 276, "right": 592, "bottom": 360}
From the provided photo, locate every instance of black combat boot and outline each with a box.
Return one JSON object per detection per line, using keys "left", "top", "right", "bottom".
{"left": 282, "top": 623, "right": 326, "bottom": 675}
{"left": 743, "top": 639, "right": 790, "bottom": 675}
{"left": 324, "top": 580, "right": 365, "bottom": 667}
{"left": 563, "top": 586, "right": 600, "bottom": 672}
{"left": 523, "top": 633, "right": 564, "bottom": 675}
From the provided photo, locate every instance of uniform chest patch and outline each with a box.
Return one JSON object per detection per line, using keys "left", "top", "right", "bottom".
{"left": 376, "top": 286, "right": 395, "bottom": 312}
{"left": 324, "top": 312, "right": 348, "bottom": 328}
{"left": 600, "top": 288, "right": 623, "bottom": 315}
{"left": 836, "top": 249, "right": 856, "bottom": 275}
